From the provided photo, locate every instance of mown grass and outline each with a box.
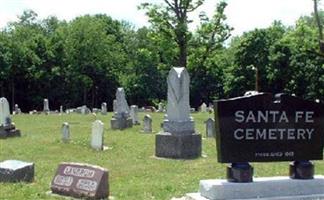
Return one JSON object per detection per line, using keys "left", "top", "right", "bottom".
{"left": 0, "top": 112, "right": 323, "bottom": 200}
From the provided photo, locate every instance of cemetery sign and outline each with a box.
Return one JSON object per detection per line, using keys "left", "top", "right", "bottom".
{"left": 214, "top": 93, "right": 324, "bottom": 163}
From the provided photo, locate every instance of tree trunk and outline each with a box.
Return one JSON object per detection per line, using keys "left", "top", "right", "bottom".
{"left": 83, "top": 87, "right": 87, "bottom": 105}
{"left": 179, "top": 41, "right": 187, "bottom": 67}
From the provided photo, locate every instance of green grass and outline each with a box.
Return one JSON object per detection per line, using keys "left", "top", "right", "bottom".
{"left": 0, "top": 112, "right": 323, "bottom": 200}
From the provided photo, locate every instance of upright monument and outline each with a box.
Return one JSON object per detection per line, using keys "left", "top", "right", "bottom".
{"left": 155, "top": 67, "right": 201, "bottom": 159}
{"left": 110, "top": 88, "right": 132, "bottom": 130}
{"left": 0, "top": 97, "right": 21, "bottom": 138}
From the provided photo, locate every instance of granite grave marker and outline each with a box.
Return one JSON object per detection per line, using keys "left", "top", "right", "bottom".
{"left": 50, "top": 162, "right": 109, "bottom": 199}
{"left": 155, "top": 67, "right": 201, "bottom": 159}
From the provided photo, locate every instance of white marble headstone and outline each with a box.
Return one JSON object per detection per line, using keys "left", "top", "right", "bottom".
{"left": 60, "top": 106, "right": 63, "bottom": 114}
{"left": 91, "top": 120, "right": 104, "bottom": 150}
{"left": 101, "top": 102, "right": 107, "bottom": 115}
{"left": 0, "top": 97, "right": 10, "bottom": 126}
{"left": 130, "top": 105, "right": 139, "bottom": 124}
{"left": 158, "top": 103, "right": 163, "bottom": 112}
{"left": 61, "top": 122, "right": 70, "bottom": 142}
{"left": 200, "top": 103, "right": 207, "bottom": 112}
{"left": 43, "top": 99, "right": 49, "bottom": 112}
{"left": 166, "top": 67, "right": 191, "bottom": 121}
{"left": 143, "top": 114, "right": 152, "bottom": 133}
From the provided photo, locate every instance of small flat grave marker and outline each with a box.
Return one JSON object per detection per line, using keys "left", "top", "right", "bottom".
{"left": 51, "top": 162, "right": 109, "bottom": 199}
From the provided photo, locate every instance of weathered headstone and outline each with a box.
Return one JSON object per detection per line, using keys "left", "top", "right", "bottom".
{"left": 13, "top": 104, "right": 20, "bottom": 115}
{"left": 81, "top": 105, "right": 90, "bottom": 115}
{"left": 157, "top": 102, "right": 164, "bottom": 112}
{"left": 62, "top": 122, "right": 70, "bottom": 143}
{"left": 110, "top": 88, "right": 132, "bottom": 130}
{"left": 101, "top": 102, "right": 107, "bottom": 115}
{"left": 142, "top": 114, "right": 152, "bottom": 133}
{"left": 43, "top": 98, "right": 50, "bottom": 113}
{"left": 60, "top": 105, "right": 63, "bottom": 114}
{"left": 155, "top": 67, "right": 201, "bottom": 159}
{"left": 50, "top": 162, "right": 109, "bottom": 199}
{"left": 0, "top": 97, "right": 21, "bottom": 138}
{"left": 0, "top": 160, "right": 34, "bottom": 182}
{"left": 112, "top": 99, "right": 117, "bottom": 113}
{"left": 130, "top": 105, "right": 140, "bottom": 125}
{"left": 91, "top": 120, "right": 104, "bottom": 150}
{"left": 205, "top": 118, "right": 215, "bottom": 138}
{"left": 200, "top": 103, "right": 207, "bottom": 112}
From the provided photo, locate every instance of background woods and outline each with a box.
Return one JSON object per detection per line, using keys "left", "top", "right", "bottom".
{"left": 0, "top": 1, "right": 323, "bottom": 112}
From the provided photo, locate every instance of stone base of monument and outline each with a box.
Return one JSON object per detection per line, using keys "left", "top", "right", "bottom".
{"left": 155, "top": 133, "right": 201, "bottom": 159}
{"left": 183, "top": 176, "right": 324, "bottom": 200}
{"left": 110, "top": 117, "right": 132, "bottom": 130}
{"left": 0, "top": 124, "right": 21, "bottom": 139}
{"left": 0, "top": 160, "right": 34, "bottom": 182}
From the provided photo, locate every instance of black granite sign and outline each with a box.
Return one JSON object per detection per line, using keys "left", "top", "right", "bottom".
{"left": 51, "top": 162, "right": 109, "bottom": 199}
{"left": 214, "top": 93, "right": 324, "bottom": 163}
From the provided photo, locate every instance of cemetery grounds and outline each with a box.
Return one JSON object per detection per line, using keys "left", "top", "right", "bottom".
{"left": 0, "top": 112, "right": 323, "bottom": 200}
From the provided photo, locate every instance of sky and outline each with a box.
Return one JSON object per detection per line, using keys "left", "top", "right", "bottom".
{"left": 0, "top": 0, "right": 323, "bottom": 36}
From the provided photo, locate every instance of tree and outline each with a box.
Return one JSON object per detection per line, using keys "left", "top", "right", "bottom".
{"left": 188, "top": 1, "right": 232, "bottom": 106}
{"left": 313, "top": 0, "right": 324, "bottom": 53}
{"left": 140, "top": 0, "right": 205, "bottom": 67}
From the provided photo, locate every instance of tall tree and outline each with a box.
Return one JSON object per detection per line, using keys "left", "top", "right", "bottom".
{"left": 313, "top": 0, "right": 324, "bottom": 54}
{"left": 140, "top": 0, "right": 204, "bottom": 67}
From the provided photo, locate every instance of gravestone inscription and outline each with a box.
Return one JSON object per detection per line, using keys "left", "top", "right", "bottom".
{"left": 51, "top": 162, "right": 109, "bottom": 199}
{"left": 214, "top": 93, "right": 324, "bottom": 163}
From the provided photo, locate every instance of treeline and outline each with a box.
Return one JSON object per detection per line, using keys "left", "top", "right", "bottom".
{"left": 0, "top": 10, "right": 323, "bottom": 112}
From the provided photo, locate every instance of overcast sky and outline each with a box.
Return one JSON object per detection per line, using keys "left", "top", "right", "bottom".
{"left": 0, "top": 0, "right": 323, "bottom": 36}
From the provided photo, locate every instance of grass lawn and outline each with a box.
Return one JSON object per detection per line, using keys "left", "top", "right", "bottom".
{"left": 0, "top": 112, "right": 323, "bottom": 200}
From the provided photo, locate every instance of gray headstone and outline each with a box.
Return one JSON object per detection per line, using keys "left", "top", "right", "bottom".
{"left": 205, "top": 118, "right": 215, "bottom": 138}
{"left": 115, "top": 88, "right": 130, "bottom": 117}
{"left": 113, "top": 99, "right": 117, "bottom": 113}
{"left": 101, "top": 102, "right": 107, "bottom": 115}
{"left": 0, "top": 160, "right": 34, "bottom": 182}
{"left": 143, "top": 114, "right": 152, "bottom": 133}
{"left": 0, "top": 97, "right": 10, "bottom": 126}
{"left": 14, "top": 104, "right": 19, "bottom": 114}
{"left": 156, "top": 67, "right": 201, "bottom": 159}
{"left": 130, "top": 105, "right": 140, "bottom": 125}
{"left": 61, "top": 122, "right": 70, "bottom": 143}
{"left": 110, "top": 88, "right": 132, "bottom": 130}
{"left": 60, "top": 105, "right": 63, "bottom": 114}
{"left": 43, "top": 98, "right": 49, "bottom": 112}
{"left": 166, "top": 67, "right": 191, "bottom": 122}
{"left": 163, "top": 67, "right": 194, "bottom": 134}
{"left": 157, "top": 102, "right": 163, "bottom": 112}
{"left": 91, "top": 120, "right": 104, "bottom": 150}
{"left": 200, "top": 103, "right": 207, "bottom": 112}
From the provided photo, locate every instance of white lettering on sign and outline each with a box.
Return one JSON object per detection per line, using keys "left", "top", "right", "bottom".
{"left": 76, "top": 179, "right": 98, "bottom": 191}
{"left": 233, "top": 110, "right": 315, "bottom": 141}
{"left": 233, "top": 128, "right": 314, "bottom": 140}
{"left": 64, "top": 166, "right": 95, "bottom": 178}
{"left": 53, "top": 175, "right": 73, "bottom": 186}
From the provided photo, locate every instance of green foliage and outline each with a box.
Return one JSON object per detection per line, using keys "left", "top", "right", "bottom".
{"left": 0, "top": 6, "right": 323, "bottom": 112}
